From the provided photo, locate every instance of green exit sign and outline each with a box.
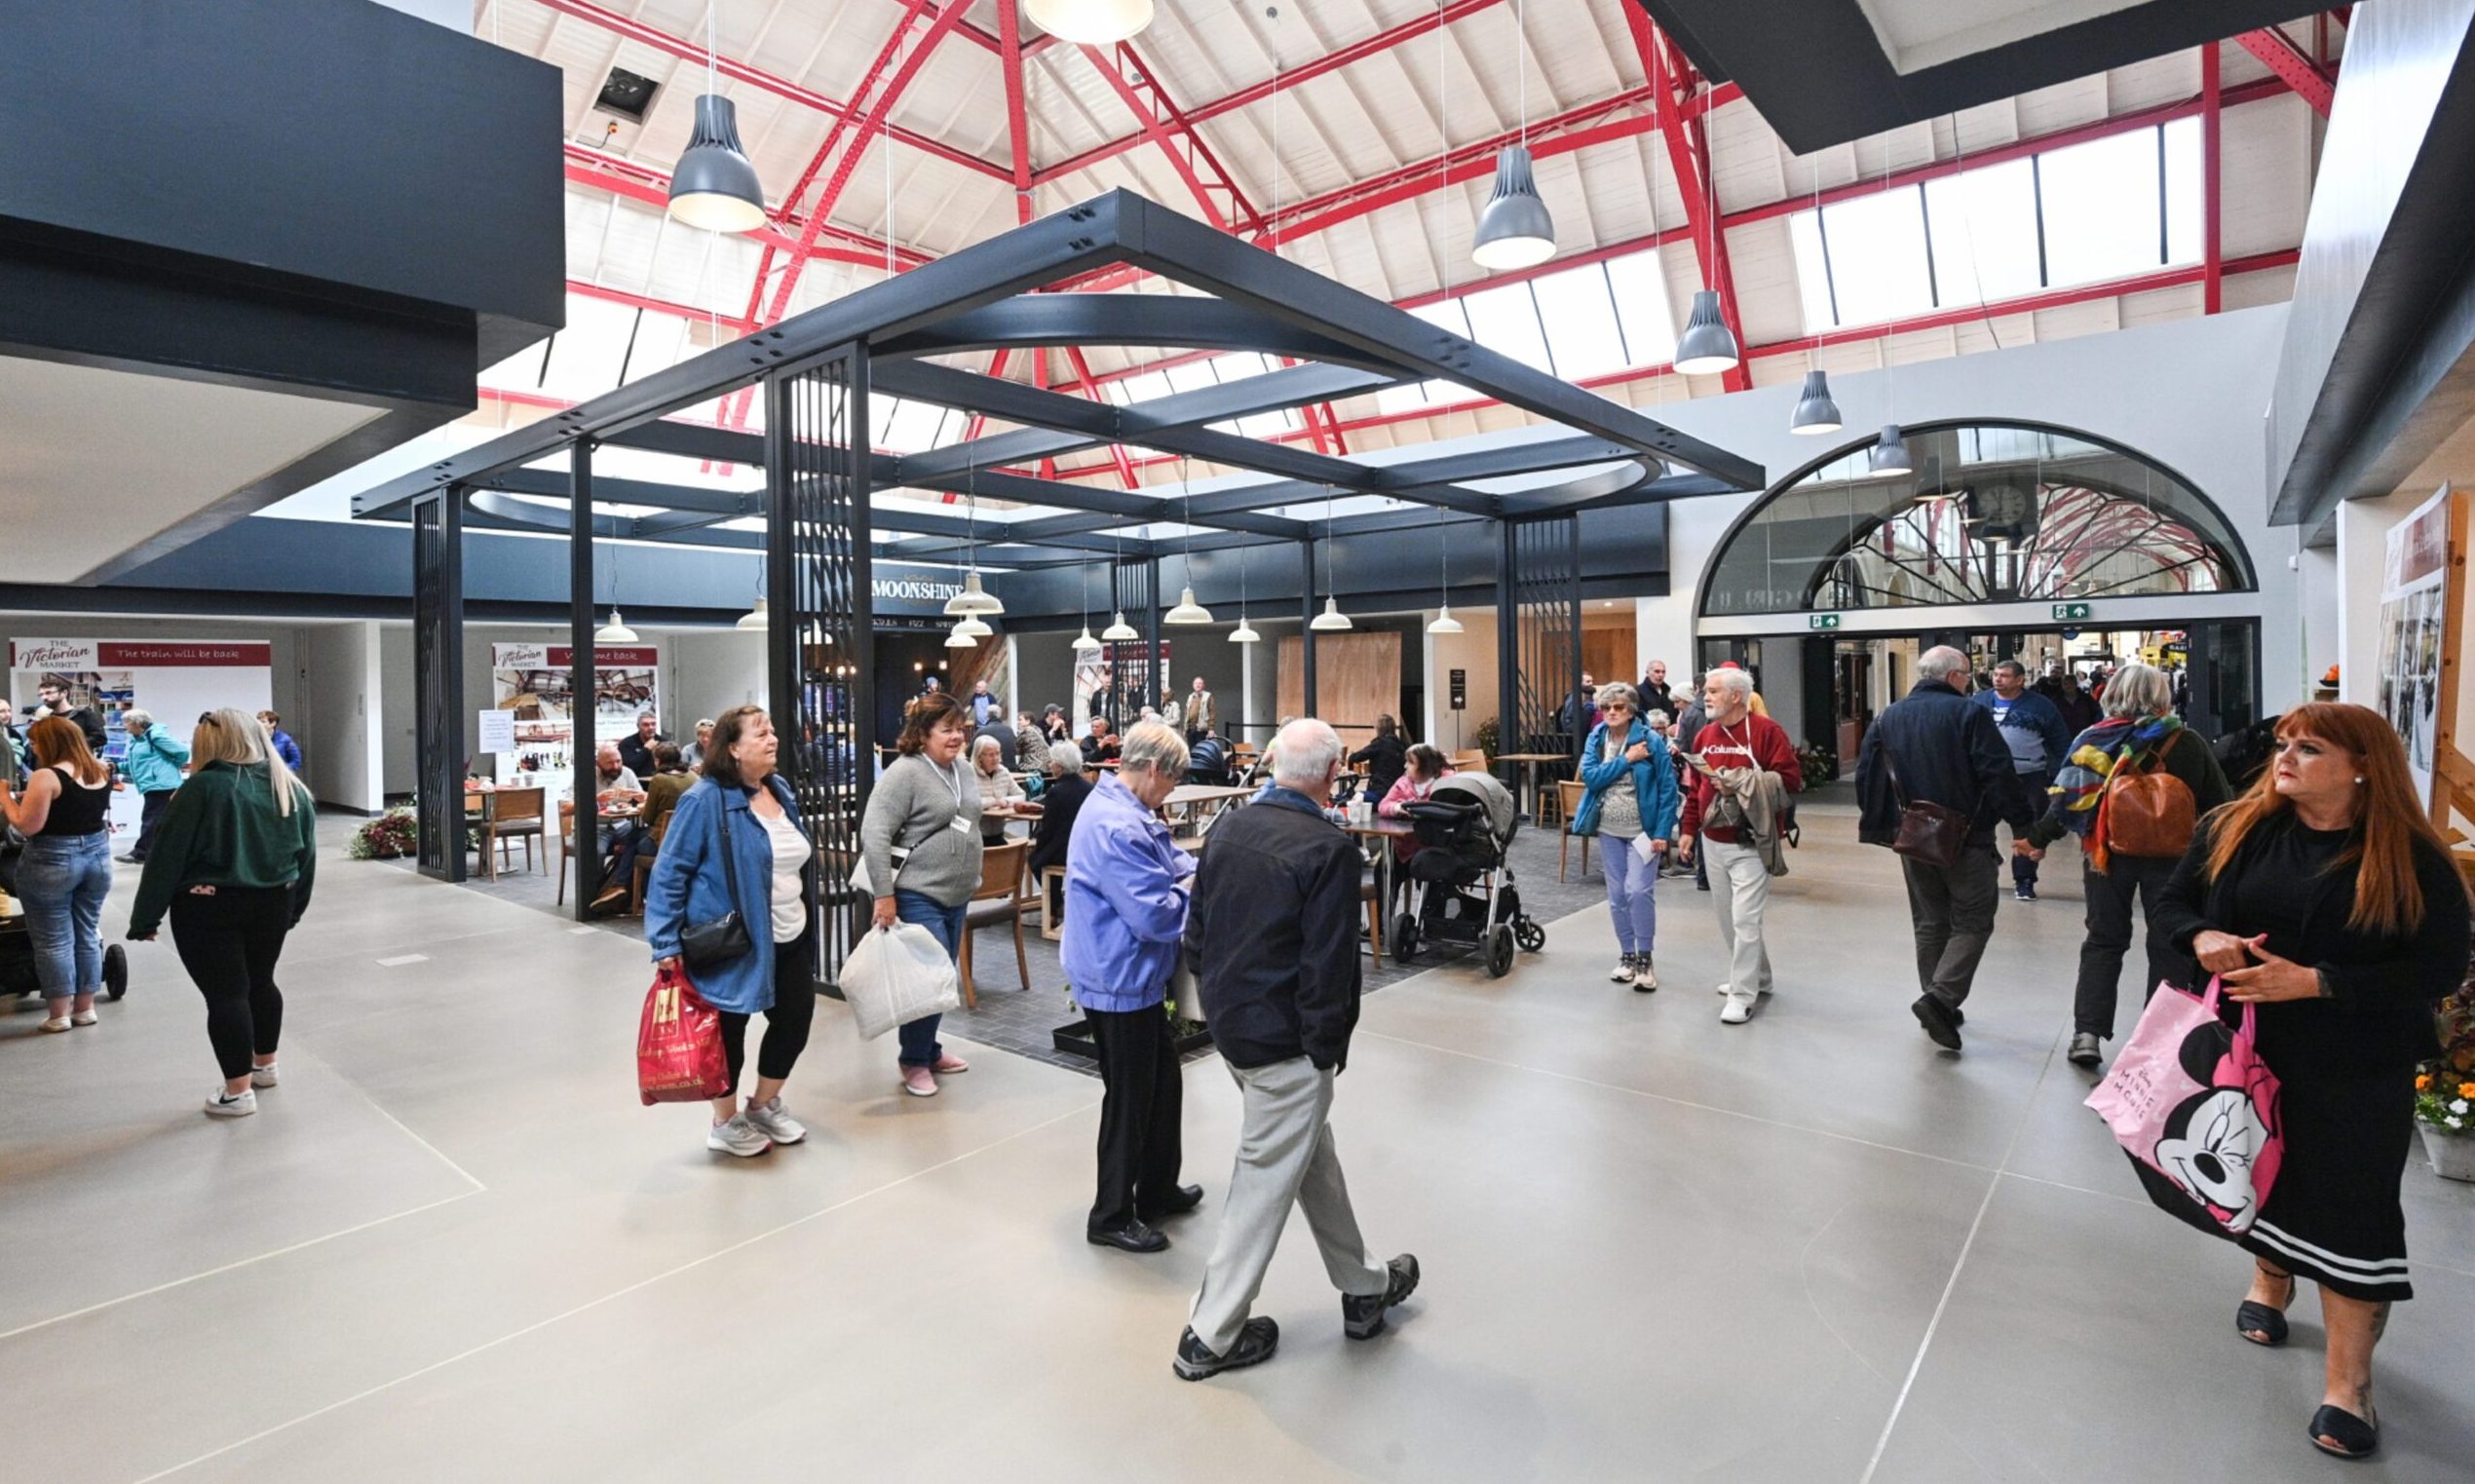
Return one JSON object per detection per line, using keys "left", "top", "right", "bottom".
{"left": 1809, "top": 613, "right": 1842, "bottom": 630}
{"left": 2052, "top": 602, "right": 2093, "bottom": 622}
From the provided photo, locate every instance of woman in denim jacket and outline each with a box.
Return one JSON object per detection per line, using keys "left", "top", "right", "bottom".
{"left": 1570, "top": 682, "right": 1681, "bottom": 990}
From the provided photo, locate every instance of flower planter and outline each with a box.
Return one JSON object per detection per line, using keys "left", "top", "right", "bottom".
{"left": 1052, "top": 1017, "right": 1214, "bottom": 1061}
{"left": 2420, "top": 1123, "right": 2475, "bottom": 1182}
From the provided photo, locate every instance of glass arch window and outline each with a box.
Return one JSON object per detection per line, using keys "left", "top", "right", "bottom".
{"left": 1699, "top": 422, "right": 2253, "bottom": 619}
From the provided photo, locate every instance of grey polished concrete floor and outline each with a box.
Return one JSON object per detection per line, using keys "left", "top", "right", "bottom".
{"left": 4, "top": 805, "right": 2471, "bottom": 1482}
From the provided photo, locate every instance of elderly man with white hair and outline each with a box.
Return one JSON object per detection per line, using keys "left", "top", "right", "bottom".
{"left": 1854, "top": 644, "right": 2037, "bottom": 1052}
{"left": 1173, "top": 718, "right": 1419, "bottom": 1380}
{"left": 1676, "top": 666, "right": 1802, "bottom": 1023}
{"left": 1064, "top": 721, "right": 1201, "bottom": 1254}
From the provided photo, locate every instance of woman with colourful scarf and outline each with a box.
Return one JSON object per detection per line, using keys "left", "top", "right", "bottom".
{"left": 2021, "top": 663, "right": 2231, "bottom": 1069}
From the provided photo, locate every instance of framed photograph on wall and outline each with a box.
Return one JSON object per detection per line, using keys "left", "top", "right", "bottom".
{"left": 2377, "top": 483, "right": 2466, "bottom": 823}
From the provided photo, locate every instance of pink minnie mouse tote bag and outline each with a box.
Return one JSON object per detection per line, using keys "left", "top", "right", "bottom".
{"left": 2086, "top": 976, "right": 2283, "bottom": 1237}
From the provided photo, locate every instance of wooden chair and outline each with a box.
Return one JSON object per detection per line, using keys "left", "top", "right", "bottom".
{"left": 1448, "top": 749, "right": 1488, "bottom": 776}
{"left": 957, "top": 840, "right": 1032, "bottom": 1008}
{"left": 478, "top": 786, "right": 546, "bottom": 880}
{"left": 1359, "top": 862, "right": 1386, "bottom": 960}
{"left": 1557, "top": 780, "right": 1593, "bottom": 882}
{"left": 1036, "top": 863, "right": 1068, "bottom": 941}
{"left": 1536, "top": 766, "right": 1569, "bottom": 827}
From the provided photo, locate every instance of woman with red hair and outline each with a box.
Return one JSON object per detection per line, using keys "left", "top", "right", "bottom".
{"left": 2151, "top": 704, "right": 2470, "bottom": 1461}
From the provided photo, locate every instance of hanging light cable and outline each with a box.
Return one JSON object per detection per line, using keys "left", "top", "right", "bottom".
{"left": 1428, "top": 517, "right": 1464, "bottom": 634}
{"left": 1309, "top": 486, "right": 1353, "bottom": 631}
{"left": 1230, "top": 544, "right": 1260, "bottom": 643}
{"left": 666, "top": 2, "right": 766, "bottom": 232}
{"left": 736, "top": 550, "right": 767, "bottom": 629}
{"left": 1072, "top": 562, "right": 1102, "bottom": 653}
{"left": 596, "top": 536, "right": 638, "bottom": 644}
{"left": 943, "top": 461, "right": 1005, "bottom": 615}
{"left": 1100, "top": 524, "right": 1138, "bottom": 640}
{"left": 1790, "top": 153, "right": 1843, "bottom": 435}
{"left": 1669, "top": 35, "right": 1741, "bottom": 375}
{"left": 1164, "top": 456, "right": 1214, "bottom": 624}
{"left": 1867, "top": 132, "right": 1914, "bottom": 478}
{"left": 1472, "top": 0, "right": 1555, "bottom": 268}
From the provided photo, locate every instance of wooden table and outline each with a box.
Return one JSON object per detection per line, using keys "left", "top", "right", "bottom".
{"left": 1494, "top": 751, "right": 1571, "bottom": 821}
{"left": 1161, "top": 782, "right": 1253, "bottom": 828}
{"left": 1343, "top": 816, "right": 1419, "bottom": 958}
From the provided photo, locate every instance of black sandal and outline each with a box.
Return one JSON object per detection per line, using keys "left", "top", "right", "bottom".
{"left": 2307, "top": 1403, "right": 2379, "bottom": 1461}
{"left": 2236, "top": 1266, "right": 2294, "bottom": 1347}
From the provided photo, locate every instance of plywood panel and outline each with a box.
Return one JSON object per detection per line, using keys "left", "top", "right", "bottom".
{"left": 1276, "top": 631, "right": 1402, "bottom": 753}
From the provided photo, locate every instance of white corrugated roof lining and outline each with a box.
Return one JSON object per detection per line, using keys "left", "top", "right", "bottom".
{"left": 495, "top": 0, "right": 2325, "bottom": 471}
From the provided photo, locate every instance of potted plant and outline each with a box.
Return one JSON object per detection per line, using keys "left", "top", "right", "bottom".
{"left": 2420, "top": 968, "right": 2475, "bottom": 1181}
{"left": 349, "top": 808, "right": 419, "bottom": 860}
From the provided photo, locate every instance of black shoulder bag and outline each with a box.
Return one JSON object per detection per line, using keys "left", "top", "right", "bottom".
{"left": 680, "top": 788, "right": 755, "bottom": 970}
{"left": 1883, "top": 751, "right": 1972, "bottom": 871}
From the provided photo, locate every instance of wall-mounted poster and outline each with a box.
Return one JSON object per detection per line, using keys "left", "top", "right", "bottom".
{"left": 488, "top": 643, "right": 660, "bottom": 781}
{"left": 9, "top": 638, "right": 276, "bottom": 837}
{"left": 2375, "top": 484, "right": 2464, "bottom": 817}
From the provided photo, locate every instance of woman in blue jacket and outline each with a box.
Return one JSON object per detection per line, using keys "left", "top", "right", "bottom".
{"left": 1570, "top": 682, "right": 1681, "bottom": 990}
{"left": 644, "top": 704, "right": 817, "bottom": 1159}
{"left": 117, "top": 707, "right": 191, "bottom": 863}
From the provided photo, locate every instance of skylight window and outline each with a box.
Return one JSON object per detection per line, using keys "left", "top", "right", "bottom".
{"left": 1602, "top": 250, "right": 1677, "bottom": 368}
{"left": 1532, "top": 263, "right": 1629, "bottom": 379}
{"left": 1789, "top": 122, "right": 2203, "bottom": 333}
{"left": 1461, "top": 281, "right": 1556, "bottom": 374}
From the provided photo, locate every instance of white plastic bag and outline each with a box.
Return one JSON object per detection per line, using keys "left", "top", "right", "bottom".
{"left": 841, "top": 923, "right": 961, "bottom": 1041}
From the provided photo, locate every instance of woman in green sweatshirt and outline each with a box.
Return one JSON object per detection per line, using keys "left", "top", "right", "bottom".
{"left": 127, "top": 709, "right": 319, "bottom": 1118}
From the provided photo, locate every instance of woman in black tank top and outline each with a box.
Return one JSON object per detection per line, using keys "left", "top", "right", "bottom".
{"left": 1, "top": 716, "right": 120, "bottom": 1031}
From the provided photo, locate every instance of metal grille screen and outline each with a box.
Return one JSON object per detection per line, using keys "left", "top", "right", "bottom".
{"left": 1509, "top": 514, "right": 1582, "bottom": 756}
{"left": 411, "top": 492, "right": 463, "bottom": 880}
{"left": 768, "top": 349, "right": 873, "bottom": 990}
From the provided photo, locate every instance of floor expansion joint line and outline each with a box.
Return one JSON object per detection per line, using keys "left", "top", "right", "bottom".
{"left": 125, "top": 1093, "right": 1104, "bottom": 1484}
{"left": 1354, "top": 1028, "right": 1996, "bottom": 1174}
{"left": 1856, "top": 1030, "right": 2067, "bottom": 1484}
{"left": 0, "top": 1188, "right": 483, "bottom": 1345}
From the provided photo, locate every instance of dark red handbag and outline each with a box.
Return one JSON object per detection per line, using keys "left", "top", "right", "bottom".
{"left": 1883, "top": 752, "right": 1970, "bottom": 870}
{"left": 636, "top": 966, "right": 728, "bottom": 1106}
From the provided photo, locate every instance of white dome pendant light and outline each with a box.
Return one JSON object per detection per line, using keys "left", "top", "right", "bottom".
{"left": 1471, "top": 0, "right": 1554, "bottom": 270}
{"left": 1428, "top": 521, "right": 1464, "bottom": 634}
{"left": 735, "top": 553, "right": 767, "bottom": 629}
{"left": 666, "top": 5, "right": 766, "bottom": 233}
{"left": 1071, "top": 561, "right": 1103, "bottom": 654}
{"left": 1099, "top": 523, "right": 1137, "bottom": 641}
{"left": 1024, "top": 0, "right": 1153, "bottom": 47}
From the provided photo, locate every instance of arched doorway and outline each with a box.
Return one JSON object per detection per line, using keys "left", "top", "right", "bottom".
{"left": 1694, "top": 421, "right": 2262, "bottom": 766}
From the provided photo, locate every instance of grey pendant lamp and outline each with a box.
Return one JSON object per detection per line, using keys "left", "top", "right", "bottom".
{"left": 1865, "top": 132, "right": 1912, "bottom": 479}
{"left": 667, "top": 6, "right": 766, "bottom": 233}
{"left": 1661, "top": 38, "right": 1739, "bottom": 377}
{"left": 1471, "top": 0, "right": 1554, "bottom": 270}
{"left": 1790, "top": 370, "right": 1843, "bottom": 435}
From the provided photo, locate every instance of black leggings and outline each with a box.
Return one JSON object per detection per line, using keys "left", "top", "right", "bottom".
{"left": 170, "top": 885, "right": 293, "bottom": 1081}
{"left": 718, "top": 927, "right": 817, "bottom": 1091}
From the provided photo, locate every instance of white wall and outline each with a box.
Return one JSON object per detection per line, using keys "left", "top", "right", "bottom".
{"left": 295, "top": 621, "right": 384, "bottom": 811}
{"left": 665, "top": 628, "right": 768, "bottom": 729}
{"left": 379, "top": 623, "right": 414, "bottom": 798}
{"left": 1422, "top": 606, "right": 1498, "bottom": 752}
{"left": 1, "top": 612, "right": 301, "bottom": 737}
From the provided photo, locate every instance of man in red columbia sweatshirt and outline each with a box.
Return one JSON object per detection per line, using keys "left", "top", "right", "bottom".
{"left": 1676, "top": 665, "right": 1802, "bottom": 1023}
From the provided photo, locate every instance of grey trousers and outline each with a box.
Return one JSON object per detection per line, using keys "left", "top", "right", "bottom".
{"left": 1902, "top": 851, "right": 2000, "bottom": 1009}
{"left": 1707, "top": 836, "right": 1774, "bottom": 1006}
{"left": 1189, "top": 1054, "right": 1389, "bottom": 1356}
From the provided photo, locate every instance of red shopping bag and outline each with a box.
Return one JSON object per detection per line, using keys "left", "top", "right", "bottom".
{"left": 637, "top": 966, "right": 729, "bottom": 1106}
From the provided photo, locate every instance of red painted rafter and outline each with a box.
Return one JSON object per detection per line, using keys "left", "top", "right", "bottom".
{"left": 530, "top": 0, "right": 1009, "bottom": 180}
{"left": 1064, "top": 347, "right": 1142, "bottom": 489}
{"left": 2233, "top": 25, "right": 2336, "bottom": 115}
{"left": 1035, "top": 0, "right": 1514, "bottom": 186}
{"left": 2202, "top": 43, "right": 2224, "bottom": 313}
{"left": 1078, "top": 42, "right": 1267, "bottom": 236}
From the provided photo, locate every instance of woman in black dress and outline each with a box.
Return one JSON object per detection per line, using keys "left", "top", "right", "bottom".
{"left": 2151, "top": 703, "right": 2469, "bottom": 1461}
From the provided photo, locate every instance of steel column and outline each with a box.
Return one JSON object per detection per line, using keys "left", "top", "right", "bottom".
{"left": 569, "top": 441, "right": 599, "bottom": 916}
{"left": 411, "top": 485, "right": 465, "bottom": 883}
{"left": 1494, "top": 518, "right": 1516, "bottom": 790}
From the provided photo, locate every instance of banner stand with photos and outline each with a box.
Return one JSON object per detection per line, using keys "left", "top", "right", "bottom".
{"left": 8, "top": 638, "right": 277, "bottom": 841}
{"left": 2376, "top": 486, "right": 2475, "bottom": 846}
{"left": 488, "top": 643, "right": 660, "bottom": 794}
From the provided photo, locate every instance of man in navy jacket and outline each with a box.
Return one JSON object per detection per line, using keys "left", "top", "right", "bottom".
{"left": 1174, "top": 719, "right": 1419, "bottom": 1380}
{"left": 1854, "top": 647, "right": 2035, "bottom": 1052}
{"left": 1973, "top": 660, "right": 2073, "bottom": 901}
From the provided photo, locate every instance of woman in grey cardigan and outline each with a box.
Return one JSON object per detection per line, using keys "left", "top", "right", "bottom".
{"left": 860, "top": 691, "right": 984, "bottom": 1097}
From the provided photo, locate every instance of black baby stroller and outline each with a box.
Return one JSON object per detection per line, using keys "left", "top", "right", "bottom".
{"left": 1392, "top": 772, "right": 1544, "bottom": 978}
{"left": 0, "top": 835, "right": 131, "bottom": 1004}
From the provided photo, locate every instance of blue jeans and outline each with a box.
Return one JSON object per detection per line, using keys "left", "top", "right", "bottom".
{"left": 895, "top": 890, "right": 965, "bottom": 1067}
{"left": 1600, "top": 833, "right": 1659, "bottom": 956}
{"left": 19, "top": 833, "right": 112, "bottom": 998}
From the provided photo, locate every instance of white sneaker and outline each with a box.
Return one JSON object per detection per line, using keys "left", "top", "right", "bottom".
{"left": 204, "top": 1088, "right": 258, "bottom": 1118}
{"left": 38, "top": 1016, "right": 71, "bottom": 1034}
{"left": 1632, "top": 958, "right": 1658, "bottom": 991}
{"left": 1719, "top": 999, "right": 1753, "bottom": 1025}
{"left": 250, "top": 1063, "right": 280, "bottom": 1087}
{"left": 1607, "top": 958, "right": 1636, "bottom": 984}
{"left": 70, "top": 1008, "right": 98, "bottom": 1027}
{"left": 1715, "top": 981, "right": 1732, "bottom": 997}
{"left": 706, "top": 1114, "right": 772, "bottom": 1158}
{"left": 743, "top": 1096, "right": 806, "bottom": 1145}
